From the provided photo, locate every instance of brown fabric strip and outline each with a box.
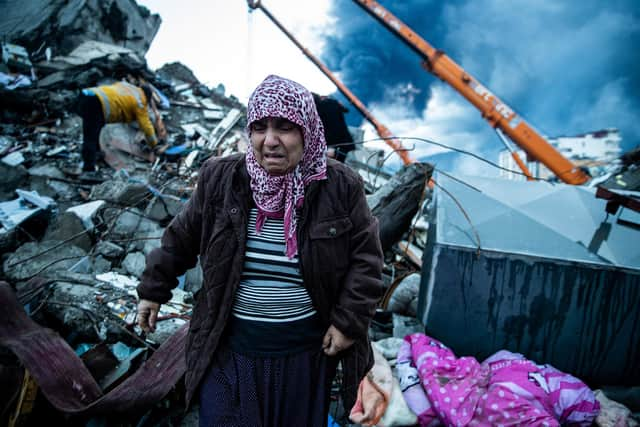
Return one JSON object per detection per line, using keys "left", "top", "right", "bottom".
{"left": 0, "top": 282, "right": 187, "bottom": 415}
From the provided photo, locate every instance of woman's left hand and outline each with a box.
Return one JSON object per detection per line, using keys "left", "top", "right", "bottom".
{"left": 322, "top": 324, "right": 354, "bottom": 356}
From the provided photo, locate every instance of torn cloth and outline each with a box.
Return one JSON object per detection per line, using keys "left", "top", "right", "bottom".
{"left": 397, "top": 333, "right": 600, "bottom": 426}
{"left": 350, "top": 345, "right": 418, "bottom": 427}
{"left": 0, "top": 282, "right": 187, "bottom": 415}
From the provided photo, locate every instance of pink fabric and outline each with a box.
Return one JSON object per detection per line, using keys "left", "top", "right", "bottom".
{"left": 398, "top": 334, "right": 600, "bottom": 426}
{"left": 246, "top": 75, "right": 327, "bottom": 258}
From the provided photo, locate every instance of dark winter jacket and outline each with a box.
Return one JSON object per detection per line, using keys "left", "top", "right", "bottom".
{"left": 137, "top": 153, "right": 384, "bottom": 410}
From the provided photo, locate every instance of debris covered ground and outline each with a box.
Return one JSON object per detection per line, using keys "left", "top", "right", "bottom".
{"left": 1, "top": 1, "right": 639, "bottom": 426}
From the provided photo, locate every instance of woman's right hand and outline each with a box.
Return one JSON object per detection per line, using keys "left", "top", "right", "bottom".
{"left": 137, "top": 299, "right": 160, "bottom": 333}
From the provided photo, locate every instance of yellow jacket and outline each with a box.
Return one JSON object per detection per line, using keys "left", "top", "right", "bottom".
{"left": 86, "top": 81, "right": 157, "bottom": 147}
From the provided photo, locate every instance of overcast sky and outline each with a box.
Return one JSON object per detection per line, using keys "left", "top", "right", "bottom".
{"left": 139, "top": 0, "right": 639, "bottom": 175}
{"left": 139, "top": 0, "right": 336, "bottom": 100}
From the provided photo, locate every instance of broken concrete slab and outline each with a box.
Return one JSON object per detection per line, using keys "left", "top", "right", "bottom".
{"left": 66, "top": 200, "right": 105, "bottom": 229}
{"left": 27, "top": 165, "right": 77, "bottom": 200}
{"left": 95, "top": 241, "right": 125, "bottom": 259}
{"left": 0, "top": 161, "right": 29, "bottom": 198}
{"left": 147, "top": 194, "right": 183, "bottom": 222}
{"left": 122, "top": 252, "right": 146, "bottom": 278}
{"left": 108, "top": 208, "right": 161, "bottom": 238}
{"left": 0, "top": 0, "right": 160, "bottom": 58}
{"left": 3, "top": 240, "right": 87, "bottom": 281}
{"left": 28, "top": 164, "right": 66, "bottom": 179}
{"left": 92, "top": 255, "right": 112, "bottom": 274}
{"left": 2, "top": 151, "right": 26, "bottom": 166}
{"left": 140, "top": 227, "right": 163, "bottom": 255}
{"left": 90, "top": 172, "right": 150, "bottom": 207}
{"left": 47, "top": 41, "right": 144, "bottom": 69}
{"left": 156, "top": 62, "right": 200, "bottom": 86}
{"left": 43, "top": 211, "right": 93, "bottom": 251}
{"left": 69, "top": 255, "right": 92, "bottom": 274}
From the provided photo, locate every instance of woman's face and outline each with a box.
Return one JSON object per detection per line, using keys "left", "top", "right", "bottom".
{"left": 250, "top": 117, "right": 304, "bottom": 176}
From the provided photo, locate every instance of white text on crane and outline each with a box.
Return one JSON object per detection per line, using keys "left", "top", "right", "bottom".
{"left": 469, "top": 80, "right": 518, "bottom": 125}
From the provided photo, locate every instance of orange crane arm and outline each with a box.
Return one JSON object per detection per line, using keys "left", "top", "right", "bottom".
{"left": 247, "top": 0, "right": 413, "bottom": 165}
{"left": 353, "top": 0, "right": 590, "bottom": 185}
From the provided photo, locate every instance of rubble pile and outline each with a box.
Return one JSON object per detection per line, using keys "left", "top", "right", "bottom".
{"left": 0, "top": 3, "right": 256, "bottom": 422}
{"left": 0, "top": 0, "right": 160, "bottom": 58}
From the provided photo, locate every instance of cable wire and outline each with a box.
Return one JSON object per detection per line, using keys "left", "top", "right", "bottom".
{"left": 332, "top": 136, "right": 555, "bottom": 182}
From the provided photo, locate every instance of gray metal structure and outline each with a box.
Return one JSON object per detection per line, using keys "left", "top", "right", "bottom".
{"left": 419, "top": 173, "right": 640, "bottom": 385}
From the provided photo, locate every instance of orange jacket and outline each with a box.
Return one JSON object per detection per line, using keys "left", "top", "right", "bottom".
{"left": 86, "top": 81, "right": 158, "bottom": 147}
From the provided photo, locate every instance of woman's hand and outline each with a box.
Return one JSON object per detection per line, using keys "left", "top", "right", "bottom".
{"left": 322, "top": 324, "right": 354, "bottom": 356}
{"left": 137, "top": 299, "right": 160, "bottom": 333}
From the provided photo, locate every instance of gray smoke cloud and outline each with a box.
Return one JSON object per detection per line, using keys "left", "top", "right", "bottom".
{"left": 319, "top": 0, "right": 640, "bottom": 174}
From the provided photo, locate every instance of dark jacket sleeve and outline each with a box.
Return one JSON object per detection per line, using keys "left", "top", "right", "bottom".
{"left": 137, "top": 165, "right": 210, "bottom": 303}
{"left": 330, "top": 172, "right": 384, "bottom": 339}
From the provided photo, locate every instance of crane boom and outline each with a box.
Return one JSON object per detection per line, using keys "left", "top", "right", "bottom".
{"left": 247, "top": 0, "right": 413, "bottom": 165}
{"left": 353, "top": 0, "right": 590, "bottom": 185}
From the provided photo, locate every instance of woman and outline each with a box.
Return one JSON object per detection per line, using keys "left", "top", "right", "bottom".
{"left": 136, "top": 75, "right": 383, "bottom": 426}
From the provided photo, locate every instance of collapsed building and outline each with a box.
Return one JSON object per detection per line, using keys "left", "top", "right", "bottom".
{"left": 1, "top": 1, "right": 639, "bottom": 426}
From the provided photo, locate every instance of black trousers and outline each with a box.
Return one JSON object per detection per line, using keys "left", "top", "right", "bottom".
{"left": 77, "top": 92, "right": 105, "bottom": 171}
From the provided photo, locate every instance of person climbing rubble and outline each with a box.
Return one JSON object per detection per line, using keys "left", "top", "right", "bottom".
{"left": 76, "top": 79, "right": 166, "bottom": 179}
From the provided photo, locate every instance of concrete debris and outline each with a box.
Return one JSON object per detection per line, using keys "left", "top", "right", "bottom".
{"left": 2, "top": 43, "right": 33, "bottom": 74}
{"left": 122, "top": 251, "right": 146, "bottom": 277}
{"left": 28, "top": 164, "right": 66, "bottom": 179}
{"left": 94, "top": 241, "right": 125, "bottom": 259}
{"left": 1, "top": 151, "right": 25, "bottom": 166}
{"left": 43, "top": 210, "right": 93, "bottom": 251}
{"left": 0, "top": 189, "right": 56, "bottom": 232}
{"left": 385, "top": 273, "right": 420, "bottom": 317}
{"left": 108, "top": 208, "right": 161, "bottom": 238}
{"left": 147, "top": 193, "right": 183, "bottom": 222}
{"left": 66, "top": 200, "right": 105, "bottom": 229}
{"left": 4, "top": 240, "right": 86, "bottom": 281}
{"left": 92, "top": 256, "right": 113, "bottom": 274}
{"left": 0, "top": 0, "right": 160, "bottom": 58}
{"left": 0, "top": 163, "right": 29, "bottom": 200}
{"left": 0, "top": 71, "right": 32, "bottom": 90}
{"left": 90, "top": 171, "right": 151, "bottom": 206}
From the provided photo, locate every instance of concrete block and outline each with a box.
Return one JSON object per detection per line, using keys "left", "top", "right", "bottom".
{"left": 3, "top": 241, "right": 87, "bottom": 281}
{"left": 122, "top": 251, "right": 146, "bottom": 277}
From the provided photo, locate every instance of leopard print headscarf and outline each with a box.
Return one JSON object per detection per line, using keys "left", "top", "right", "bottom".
{"left": 246, "top": 75, "right": 327, "bottom": 258}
